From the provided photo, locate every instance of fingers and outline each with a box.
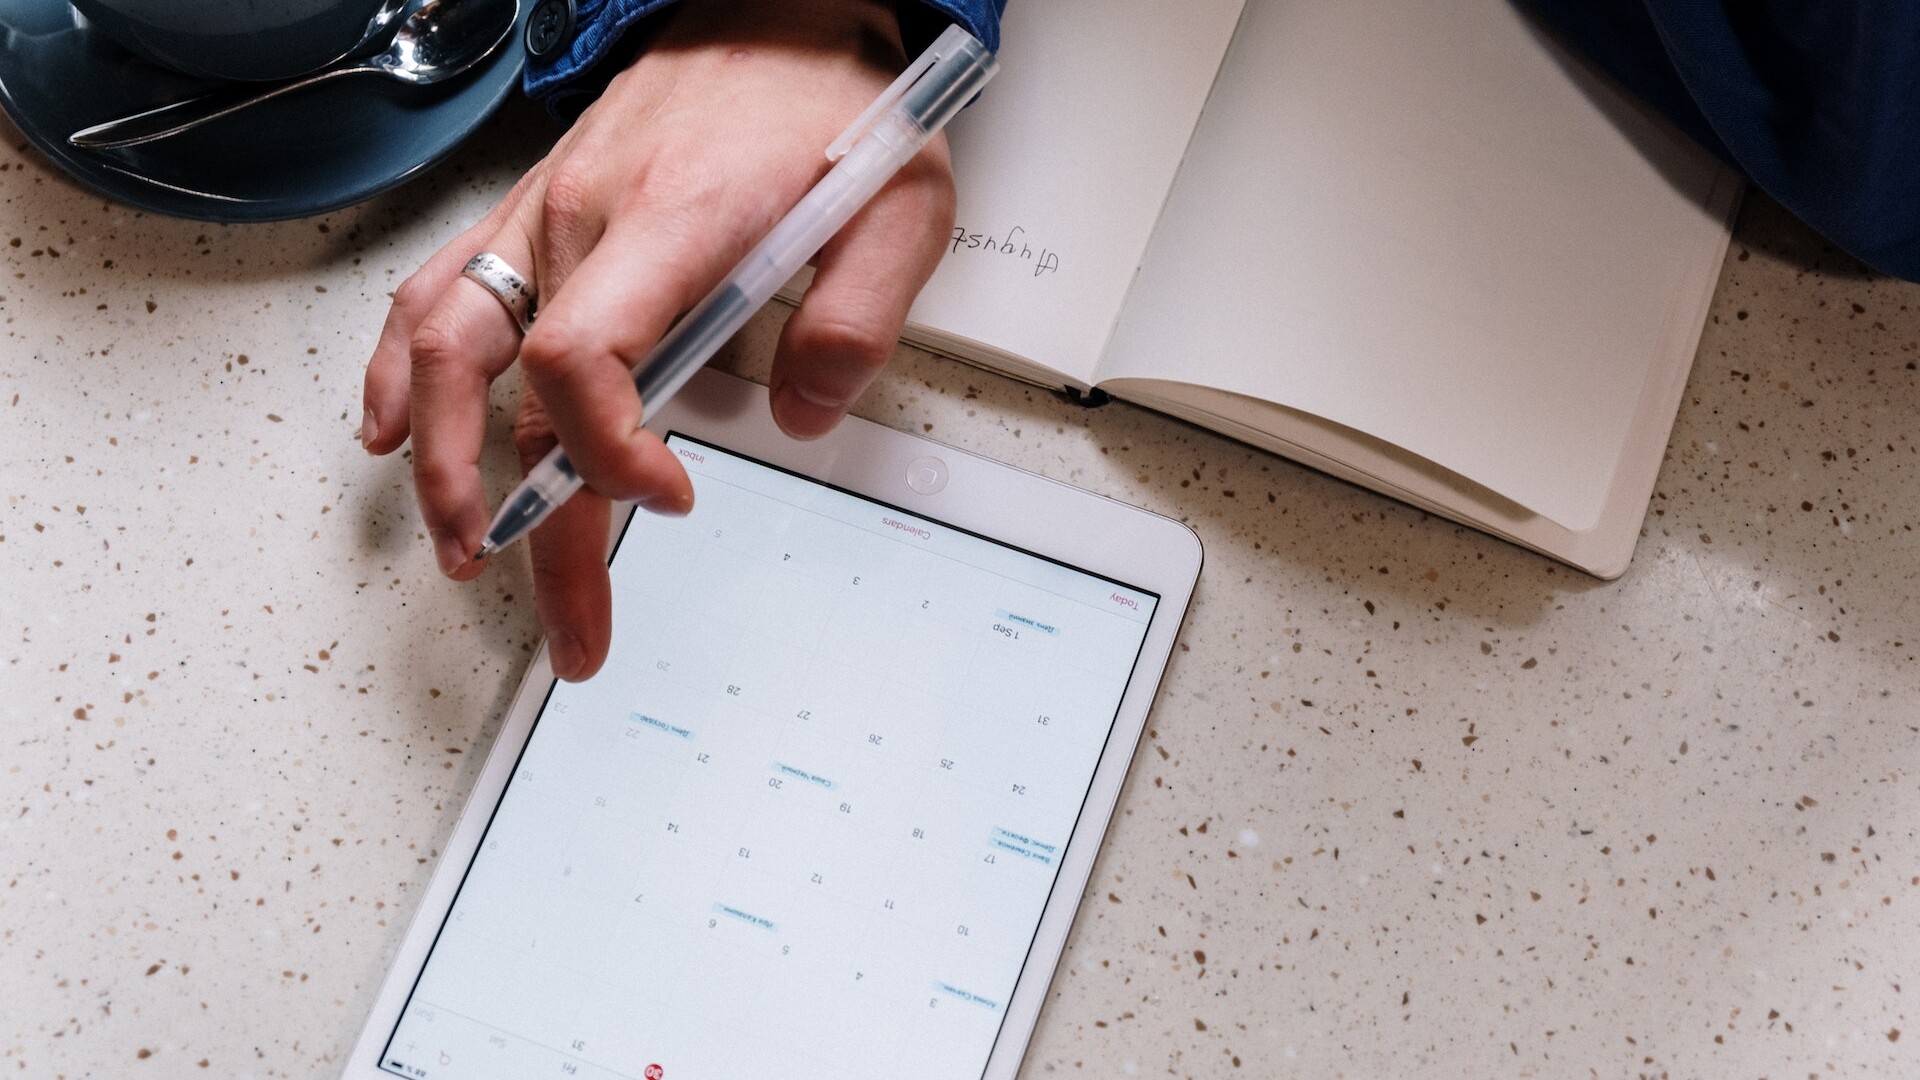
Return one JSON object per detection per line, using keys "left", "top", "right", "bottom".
{"left": 770, "top": 140, "right": 955, "bottom": 438}
{"left": 362, "top": 243, "right": 467, "bottom": 456}
{"left": 406, "top": 221, "right": 540, "bottom": 578}
{"left": 362, "top": 177, "right": 537, "bottom": 455}
{"left": 516, "top": 218, "right": 715, "bottom": 511}
{"left": 533, "top": 490, "right": 614, "bottom": 681}
{"left": 515, "top": 393, "right": 614, "bottom": 681}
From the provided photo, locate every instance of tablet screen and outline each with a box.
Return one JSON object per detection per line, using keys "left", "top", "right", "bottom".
{"left": 380, "top": 435, "right": 1159, "bottom": 1080}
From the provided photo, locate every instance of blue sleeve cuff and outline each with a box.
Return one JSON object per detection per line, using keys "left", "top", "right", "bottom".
{"left": 526, "top": 0, "right": 1006, "bottom": 115}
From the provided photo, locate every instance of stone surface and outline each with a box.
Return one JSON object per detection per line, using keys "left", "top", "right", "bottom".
{"left": 3, "top": 98, "right": 1917, "bottom": 1078}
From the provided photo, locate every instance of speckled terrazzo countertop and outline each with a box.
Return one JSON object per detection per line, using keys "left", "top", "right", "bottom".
{"left": 4, "top": 99, "right": 1918, "bottom": 1079}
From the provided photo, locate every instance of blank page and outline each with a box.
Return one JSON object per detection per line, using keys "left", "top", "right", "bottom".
{"left": 1097, "top": 0, "right": 1733, "bottom": 531}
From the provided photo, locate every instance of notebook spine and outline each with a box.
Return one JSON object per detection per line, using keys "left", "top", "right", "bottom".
{"left": 1061, "top": 386, "right": 1112, "bottom": 408}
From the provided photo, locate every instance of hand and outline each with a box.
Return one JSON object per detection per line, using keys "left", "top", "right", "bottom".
{"left": 360, "top": 0, "right": 956, "bottom": 681}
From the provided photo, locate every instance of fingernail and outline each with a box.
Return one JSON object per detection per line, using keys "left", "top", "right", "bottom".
{"left": 431, "top": 530, "right": 467, "bottom": 576}
{"left": 640, "top": 489, "right": 694, "bottom": 517}
{"left": 360, "top": 408, "right": 377, "bottom": 449}
{"left": 772, "top": 381, "right": 850, "bottom": 440}
{"left": 547, "top": 629, "right": 584, "bottom": 680}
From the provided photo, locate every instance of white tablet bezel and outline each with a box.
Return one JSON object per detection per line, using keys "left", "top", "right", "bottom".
{"left": 342, "top": 369, "right": 1202, "bottom": 1079}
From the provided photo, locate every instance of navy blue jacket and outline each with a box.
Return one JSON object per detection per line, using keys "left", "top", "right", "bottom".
{"left": 1523, "top": 1, "right": 1916, "bottom": 279}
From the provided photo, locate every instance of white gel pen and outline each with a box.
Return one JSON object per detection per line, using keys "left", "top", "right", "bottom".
{"left": 475, "top": 25, "right": 997, "bottom": 559}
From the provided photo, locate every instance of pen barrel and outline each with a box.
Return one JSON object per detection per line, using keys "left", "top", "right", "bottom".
{"left": 630, "top": 283, "right": 752, "bottom": 418}
{"left": 897, "top": 30, "right": 996, "bottom": 137}
{"left": 480, "top": 449, "right": 583, "bottom": 548}
{"left": 730, "top": 114, "right": 934, "bottom": 309}
{"left": 510, "top": 111, "right": 959, "bottom": 543}
{"left": 629, "top": 109, "right": 943, "bottom": 419}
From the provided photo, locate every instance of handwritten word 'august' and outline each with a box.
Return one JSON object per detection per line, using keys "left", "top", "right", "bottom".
{"left": 950, "top": 224, "right": 1060, "bottom": 278}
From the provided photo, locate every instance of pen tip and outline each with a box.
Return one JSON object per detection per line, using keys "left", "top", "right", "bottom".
{"left": 474, "top": 540, "right": 497, "bottom": 561}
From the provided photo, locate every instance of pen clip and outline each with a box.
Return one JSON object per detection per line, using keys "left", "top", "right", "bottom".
{"left": 825, "top": 23, "right": 971, "bottom": 162}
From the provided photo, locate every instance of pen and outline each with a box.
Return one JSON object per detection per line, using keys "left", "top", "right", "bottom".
{"left": 474, "top": 25, "right": 998, "bottom": 560}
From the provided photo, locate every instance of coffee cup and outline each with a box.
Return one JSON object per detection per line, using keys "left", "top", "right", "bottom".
{"left": 69, "top": 0, "right": 395, "bottom": 82}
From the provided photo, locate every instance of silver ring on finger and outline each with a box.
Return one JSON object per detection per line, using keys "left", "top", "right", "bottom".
{"left": 460, "top": 251, "right": 536, "bottom": 333}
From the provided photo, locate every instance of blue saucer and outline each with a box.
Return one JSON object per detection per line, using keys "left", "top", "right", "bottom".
{"left": 0, "top": 0, "right": 529, "bottom": 222}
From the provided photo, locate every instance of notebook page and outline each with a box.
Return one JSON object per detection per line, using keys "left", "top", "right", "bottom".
{"left": 905, "top": 0, "right": 1247, "bottom": 387}
{"left": 1095, "top": 0, "right": 1732, "bottom": 531}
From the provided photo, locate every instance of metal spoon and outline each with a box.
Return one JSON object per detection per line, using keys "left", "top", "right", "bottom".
{"left": 313, "top": 0, "right": 415, "bottom": 74}
{"left": 69, "top": 0, "right": 519, "bottom": 150}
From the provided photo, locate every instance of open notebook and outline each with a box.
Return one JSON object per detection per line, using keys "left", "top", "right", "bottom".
{"left": 855, "top": 0, "right": 1738, "bottom": 577}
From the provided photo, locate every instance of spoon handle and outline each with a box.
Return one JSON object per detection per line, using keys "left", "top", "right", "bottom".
{"left": 68, "top": 65, "right": 367, "bottom": 151}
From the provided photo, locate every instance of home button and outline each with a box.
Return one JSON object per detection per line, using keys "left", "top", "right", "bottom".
{"left": 906, "top": 456, "right": 949, "bottom": 495}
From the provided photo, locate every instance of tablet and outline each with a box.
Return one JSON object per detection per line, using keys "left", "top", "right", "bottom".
{"left": 344, "top": 370, "right": 1202, "bottom": 1080}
